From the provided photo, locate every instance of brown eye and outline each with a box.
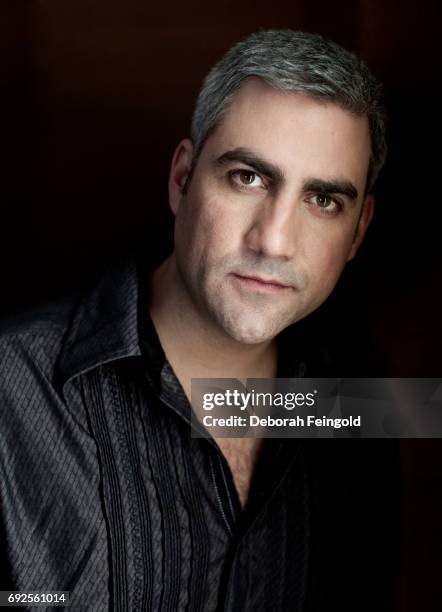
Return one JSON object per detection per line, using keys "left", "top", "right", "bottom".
{"left": 316, "top": 194, "right": 333, "bottom": 208}
{"left": 229, "top": 169, "right": 266, "bottom": 190}
{"left": 311, "top": 194, "right": 342, "bottom": 212}
{"left": 229, "top": 169, "right": 266, "bottom": 191}
{"left": 238, "top": 170, "right": 257, "bottom": 185}
{"left": 305, "top": 193, "right": 343, "bottom": 217}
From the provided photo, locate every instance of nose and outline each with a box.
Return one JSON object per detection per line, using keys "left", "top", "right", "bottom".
{"left": 244, "top": 191, "right": 301, "bottom": 260}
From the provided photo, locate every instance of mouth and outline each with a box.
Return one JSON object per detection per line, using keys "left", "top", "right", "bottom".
{"left": 231, "top": 273, "right": 292, "bottom": 293}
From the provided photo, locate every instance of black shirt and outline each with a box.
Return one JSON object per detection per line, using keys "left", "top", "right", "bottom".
{"left": 0, "top": 256, "right": 314, "bottom": 611}
{"left": 0, "top": 255, "right": 400, "bottom": 611}
{"left": 140, "top": 298, "right": 317, "bottom": 611}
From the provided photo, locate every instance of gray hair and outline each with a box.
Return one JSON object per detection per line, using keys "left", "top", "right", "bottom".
{"left": 190, "top": 30, "right": 387, "bottom": 192}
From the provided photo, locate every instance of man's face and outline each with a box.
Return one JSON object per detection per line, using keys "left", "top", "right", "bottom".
{"left": 168, "top": 78, "right": 373, "bottom": 345}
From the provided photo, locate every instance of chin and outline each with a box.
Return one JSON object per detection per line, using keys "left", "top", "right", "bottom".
{"left": 220, "top": 316, "right": 282, "bottom": 346}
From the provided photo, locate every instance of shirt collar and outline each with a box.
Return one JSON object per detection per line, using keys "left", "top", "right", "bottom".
{"left": 58, "top": 255, "right": 144, "bottom": 390}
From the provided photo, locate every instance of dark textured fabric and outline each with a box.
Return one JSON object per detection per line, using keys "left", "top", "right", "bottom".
{"left": 0, "top": 256, "right": 315, "bottom": 611}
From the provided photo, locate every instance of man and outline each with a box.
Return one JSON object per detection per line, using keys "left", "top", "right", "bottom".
{"left": 1, "top": 30, "right": 393, "bottom": 611}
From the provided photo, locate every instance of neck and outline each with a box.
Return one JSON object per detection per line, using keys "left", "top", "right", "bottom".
{"left": 147, "top": 254, "right": 278, "bottom": 400}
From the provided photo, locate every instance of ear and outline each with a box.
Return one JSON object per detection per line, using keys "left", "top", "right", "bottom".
{"left": 347, "top": 194, "right": 375, "bottom": 262}
{"left": 168, "top": 139, "right": 194, "bottom": 216}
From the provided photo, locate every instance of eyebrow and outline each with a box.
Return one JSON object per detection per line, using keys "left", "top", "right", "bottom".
{"left": 214, "top": 147, "right": 359, "bottom": 201}
{"left": 302, "top": 178, "right": 359, "bottom": 201}
{"left": 214, "top": 148, "right": 285, "bottom": 185}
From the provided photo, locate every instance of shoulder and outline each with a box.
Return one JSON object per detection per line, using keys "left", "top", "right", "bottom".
{"left": 0, "top": 291, "right": 79, "bottom": 338}
{"left": 0, "top": 293, "right": 81, "bottom": 399}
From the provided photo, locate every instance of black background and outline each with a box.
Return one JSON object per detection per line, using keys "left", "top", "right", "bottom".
{"left": 2, "top": 1, "right": 441, "bottom": 610}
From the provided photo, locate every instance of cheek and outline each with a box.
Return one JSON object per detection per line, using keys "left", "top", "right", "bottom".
{"left": 185, "top": 192, "right": 243, "bottom": 260}
{"left": 305, "top": 230, "right": 354, "bottom": 289}
{"left": 174, "top": 193, "right": 211, "bottom": 257}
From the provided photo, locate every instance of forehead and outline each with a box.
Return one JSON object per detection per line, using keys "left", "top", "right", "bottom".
{"left": 203, "top": 78, "right": 371, "bottom": 189}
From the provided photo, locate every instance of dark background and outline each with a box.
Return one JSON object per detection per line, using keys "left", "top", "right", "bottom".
{"left": 2, "top": 1, "right": 441, "bottom": 610}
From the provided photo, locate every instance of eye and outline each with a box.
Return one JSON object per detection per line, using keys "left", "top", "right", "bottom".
{"left": 308, "top": 193, "right": 343, "bottom": 215}
{"left": 229, "top": 169, "right": 266, "bottom": 190}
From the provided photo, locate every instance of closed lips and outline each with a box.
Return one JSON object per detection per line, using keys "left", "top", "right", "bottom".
{"left": 234, "top": 274, "right": 290, "bottom": 288}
